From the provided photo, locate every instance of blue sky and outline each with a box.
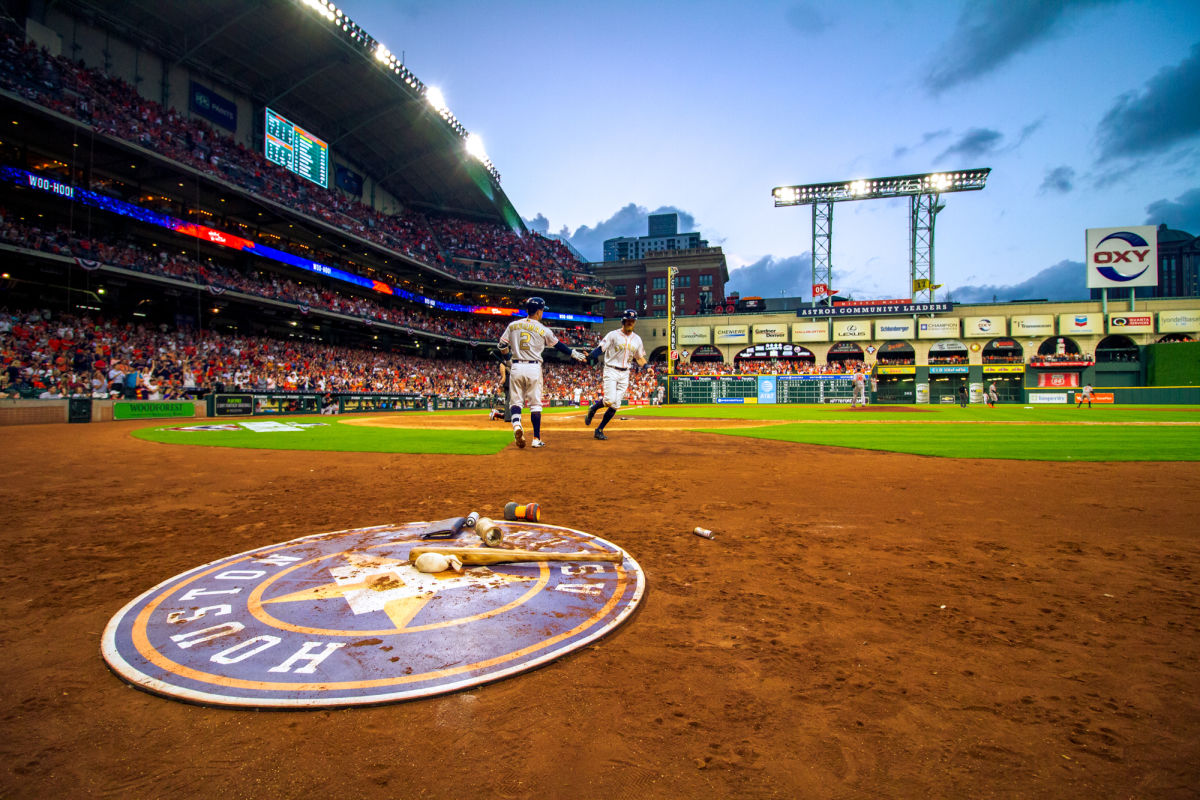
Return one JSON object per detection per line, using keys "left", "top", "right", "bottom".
{"left": 336, "top": 0, "right": 1200, "bottom": 303}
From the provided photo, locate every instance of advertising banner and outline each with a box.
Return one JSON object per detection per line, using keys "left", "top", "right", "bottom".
{"left": 678, "top": 326, "right": 711, "bottom": 345}
{"left": 757, "top": 376, "right": 777, "bottom": 404}
{"left": 1071, "top": 390, "right": 1115, "bottom": 404}
{"left": 1107, "top": 313, "right": 1154, "bottom": 333}
{"left": 876, "top": 366, "right": 916, "bottom": 375}
{"left": 1011, "top": 315, "right": 1055, "bottom": 336}
{"left": 212, "top": 393, "right": 254, "bottom": 416}
{"left": 791, "top": 321, "right": 829, "bottom": 342}
{"left": 189, "top": 81, "right": 238, "bottom": 131}
{"left": 112, "top": 401, "right": 196, "bottom": 420}
{"left": 832, "top": 319, "right": 871, "bottom": 340}
{"left": 929, "top": 366, "right": 969, "bottom": 374}
{"left": 1158, "top": 309, "right": 1200, "bottom": 333}
{"left": 982, "top": 365, "right": 1025, "bottom": 374}
{"left": 875, "top": 319, "right": 915, "bottom": 340}
{"left": 962, "top": 316, "right": 1005, "bottom": 338}
{"left": 917, "top": 318, "right": 960, "bottom": 339}
{"left": 1028, "top": 392, "right": 1069, "bottom": 403}
{"left": 796, "top": 302, "right": 952, "bottom": 318}
{"left": 713, "top": 325, "right": 749, "bottom": 344}
{"left": 1086, "top": 225, "right": 1158, "bottom": 289}
{"left": 1058, "top": 313, "right": 1103, "bottom": 335}
{"left": 1037, "top": 372, "right": 1080, "bottom": 388}
{"left": 753, "top": 323, "right": 789, "bottom": 344}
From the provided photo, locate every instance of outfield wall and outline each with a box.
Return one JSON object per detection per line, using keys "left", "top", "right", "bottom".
{"left": 659, "top": 375, "right": 1200, "bottom": 405}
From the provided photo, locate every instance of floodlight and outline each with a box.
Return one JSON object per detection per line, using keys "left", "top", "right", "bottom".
{"left": 426, "top": 86, "right": 448, "bottom": 113}
{"left": 465, "top": 133, "right": 487, "bottom": 161}
{"left": 374, "top": 45, "right": 390, "bottom": 62}
{"left": 772, "top": 168, "right": 991, "bottom": 304}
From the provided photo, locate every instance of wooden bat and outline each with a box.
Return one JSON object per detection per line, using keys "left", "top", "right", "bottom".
{"left": 408, "top": 546, "right": 622, "bottom": 566}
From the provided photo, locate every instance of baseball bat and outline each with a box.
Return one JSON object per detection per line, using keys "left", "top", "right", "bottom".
{"left": 408, "top": 546, "right": 622, "bottom": 566}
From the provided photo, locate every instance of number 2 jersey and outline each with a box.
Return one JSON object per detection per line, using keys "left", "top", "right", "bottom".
{"left": 499, "top": 317, "right": 560, "bottom": 363}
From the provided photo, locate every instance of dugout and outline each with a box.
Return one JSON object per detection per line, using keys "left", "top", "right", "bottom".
{"left": 874, "top": 367, "right": 916, "bottom": 403}
{"left": 927, "top": 367, "right": 969, "bottom": 404}
{"left": 981, "top": 369, "right": 1023, "bottom": 402}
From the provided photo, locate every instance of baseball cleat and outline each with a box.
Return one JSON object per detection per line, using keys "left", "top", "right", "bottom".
{"left": 531, "top": 439, "right": 546, "bottom": 448}
{"left": 514, "top": 426, "right": 526, "bottom": 448}
{"left": 593, "top": 430, "right": 608, "bottom": 440}
{"left": 584, "top": 406, "right": 596, "bottom": 426}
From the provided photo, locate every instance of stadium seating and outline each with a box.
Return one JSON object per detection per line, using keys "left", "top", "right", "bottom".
{"left": 0, "top": 32, "right": 608, "bottom": 297}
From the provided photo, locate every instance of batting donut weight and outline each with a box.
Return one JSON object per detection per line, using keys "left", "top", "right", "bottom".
{"left": 474, "top": 517, "right": 504, "bottom": 547}
{"left": 504, "top": 502, "right": 540, "bottom": 522}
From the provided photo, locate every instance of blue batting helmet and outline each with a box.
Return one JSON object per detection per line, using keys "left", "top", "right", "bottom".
{"left": 524, "top": 297, "right": 546, "bottom": 312}
{"left": 622, "top": 309, "right": 638, "bottom": 321}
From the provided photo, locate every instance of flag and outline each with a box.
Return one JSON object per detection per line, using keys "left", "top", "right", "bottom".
{"left": 298, "top": 303, "right": 310, "bottom": 315}
{"left": 912, "top": 279, "right": 943, "bottom": 292}
{"left": 812, "top": 283, "right": 828, "bottom": 297}
{"left": 208, "top": 285, "right": 226, "bottom": 295}
{"left": 75, "top": 258, "right": 102, "bottom": 272}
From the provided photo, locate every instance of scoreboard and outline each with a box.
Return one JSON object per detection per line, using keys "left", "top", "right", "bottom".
{"left": 264, "top": 108, "right": 329, "bottom": 188}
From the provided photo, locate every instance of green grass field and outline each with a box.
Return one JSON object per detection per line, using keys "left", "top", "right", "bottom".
{"left": 130, "top": 404, "right": 1200, "bottom": 462}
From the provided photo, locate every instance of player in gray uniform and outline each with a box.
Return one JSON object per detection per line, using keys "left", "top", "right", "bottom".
{"left": 851, "top": 368, "right": 866, "bottom": 408}
{"left": 584, "top": 309, "right": 647, "bottom": 440}
{"left": 498, "top": 297, "right": 586, "bottom": 448}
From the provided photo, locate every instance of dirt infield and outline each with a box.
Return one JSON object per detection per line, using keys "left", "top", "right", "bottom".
{"left": 3, "top": 418, "right": 1200, "bottom": 799}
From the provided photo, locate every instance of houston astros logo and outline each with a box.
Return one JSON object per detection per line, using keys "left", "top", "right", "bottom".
{"left": 1092, "top": 231, "right": 1152, "bottom": 282}
{"left": 102, "top": 522, "right": 643, "bottom": 708}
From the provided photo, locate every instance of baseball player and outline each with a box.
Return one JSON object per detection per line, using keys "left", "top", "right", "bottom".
{"left": 499, "top": 297, "right": 586, "bottom": 448}
{"left": 1077, "top": 384, "right": 1094, "bottom": 408}
{"left": 488, "top": 347, "right": 512, "bottom": 422}
{"left": 850, "top": 368, "right": 866, "bottom": 408}
{"left": 987, "top": 381, "right": 999, "bottom": 408}
{"left": 583, "top": 309, "right": 647, "bottom": 440}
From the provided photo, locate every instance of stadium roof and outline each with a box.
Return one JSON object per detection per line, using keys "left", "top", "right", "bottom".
{"left": 53, "top": 0, "right": 525, "bottom": 228}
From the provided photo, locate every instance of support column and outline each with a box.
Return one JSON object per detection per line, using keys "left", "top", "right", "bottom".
{"left": 910, "top": 193, "right": 943, "bottom": 303}
{"left": 812, "top": 201, "right": 833, "bottom": 305}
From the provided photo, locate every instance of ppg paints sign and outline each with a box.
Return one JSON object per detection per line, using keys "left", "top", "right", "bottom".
{"left": 1086, "top": 226, "right": 1158, "bottom": 289}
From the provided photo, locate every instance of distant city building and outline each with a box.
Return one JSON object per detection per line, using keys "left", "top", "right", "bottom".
{"left": 592, "top": 246, "right": 729, "bottom": 318}
{"left": 1091, "top": 223, "right": 1199, "bottom": 301}
{"left": 602, "top": 212, "right": 707, "bottom": 262}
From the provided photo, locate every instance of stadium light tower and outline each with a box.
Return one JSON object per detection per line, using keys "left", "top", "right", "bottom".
{"left": 772, "top": 169, "right": 990, "bottom": 303}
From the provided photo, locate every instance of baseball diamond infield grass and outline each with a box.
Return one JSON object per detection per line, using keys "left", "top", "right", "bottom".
{"left": 129, "top": 404, "right": 1200, "bottom": 461}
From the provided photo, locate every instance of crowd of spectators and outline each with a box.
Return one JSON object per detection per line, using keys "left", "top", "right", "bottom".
{"left": 0, "top": 210, "right": 600, "bottom": 348}
{"left": 1, "top": 306, "right": 651, "bottom": 404}
{"left": 0, "top": 31, "right": 609, "bottom": 296}
{"left": 1030, "top": 352, "right": 1094, "bottom": 364}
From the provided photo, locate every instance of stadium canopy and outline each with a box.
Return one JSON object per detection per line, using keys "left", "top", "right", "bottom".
{"left": 52, "top": 0, "right": 525, "bottom": 228}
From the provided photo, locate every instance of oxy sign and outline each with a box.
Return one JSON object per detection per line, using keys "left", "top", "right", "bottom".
{"left": 1086, "top": 226, "right": 1158, "bottom": 289}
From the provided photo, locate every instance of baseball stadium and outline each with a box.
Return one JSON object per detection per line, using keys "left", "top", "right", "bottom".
{"left": 2, "top": 2, "right": 1199, "bottom": 799}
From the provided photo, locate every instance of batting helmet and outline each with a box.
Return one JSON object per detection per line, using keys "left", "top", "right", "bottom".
{"left": 524, "top": 297, "right": 546, "bottom": 312}
{"left": 622, "top": 309, "right": 638, "bottom": 321}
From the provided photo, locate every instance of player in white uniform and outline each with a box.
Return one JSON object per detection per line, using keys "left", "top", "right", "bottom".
{"left": 584, "top": 309, "right": 647, "bottom": 440}
{"left": 498, "top": 297, "right": 586, "bottom": 448}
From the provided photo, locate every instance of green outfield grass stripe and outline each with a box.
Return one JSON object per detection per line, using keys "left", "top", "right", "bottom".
{"left": 624, "top": 403, "right": 1200, "bottom": 423}
{"left": 131, "top": 418, "right": 512, "bottom": 455}
{"left": 697, "top": 421, "right": 1200, "bottom": 461}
